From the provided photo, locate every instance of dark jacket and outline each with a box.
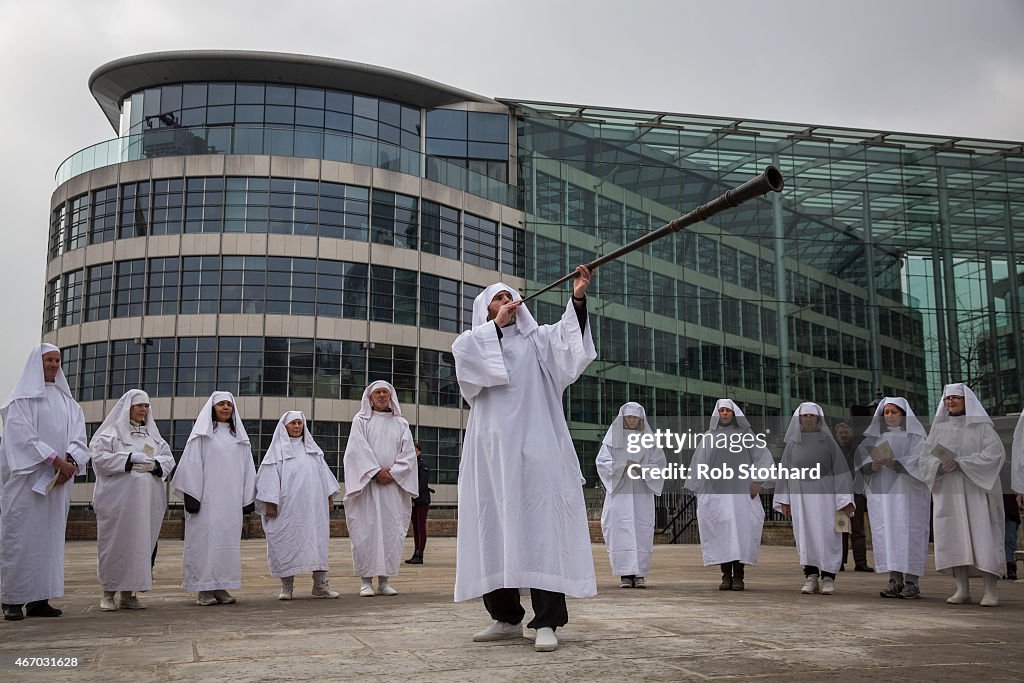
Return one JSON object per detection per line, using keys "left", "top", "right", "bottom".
{"left": 413, "top": 456, "right": 433, "bottom": 506}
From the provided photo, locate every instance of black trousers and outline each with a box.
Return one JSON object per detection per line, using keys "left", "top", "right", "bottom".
{"left": 804, "top": 565, "right": 836, "bottom": 580}
{"left": 482, "top": 587, "right": 568, "bottom": 630}
{"left": 841, "top": 493, "right": 868, "bottom": 565}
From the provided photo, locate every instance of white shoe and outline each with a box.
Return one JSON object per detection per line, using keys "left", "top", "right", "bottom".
{"left": 534, "top": 627, "right": 559, "bottom": 652}
{"left": 278, "top": 586, "right": 293, "bottom": 601}
{"left": 980, "top": 575, "right": 999, "bottom": 607}
{"left": 634, "top": 576, "right": 647, "bottom": 589}
{"left": 119, "top": 592, "right": 145, "bottom": 609}
{"left": 820, "top": 577, "right": 835, "bottom": 595}
{"left": 100, "top": 591, "right": 118, "bottom": 612}
{"left": 801, "top": 575, "right": 820, "bottom": 594}
{"left": 312, "top": 583, "right": 340, "bottom": 599}
{"left": 375, "top": 583, "right": 398, "bottom": 596}
{"left": 196, "top": 591, "right": 217, "bottom": 606}
{"left": 212, "top": 590, "right": 236, "bottom": 604}
{"left": 359, "top": 584, "right": 375, "bottom": 597}
{"left": 946, "top": 590, "right": 972, "bottom": 604}
{"left": 473, "top": 620, "right": 524, "bottom": 642}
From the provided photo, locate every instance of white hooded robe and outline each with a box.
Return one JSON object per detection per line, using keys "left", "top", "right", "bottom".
{"left": 453, "top": 283, "right": 597, "bottom": 601}
{"left": 596, "top": 402, "right": 666, "bottom": 577}
{"left": 256, "top": 411, "right": 341, "bottom": 578}
{"left": 0, "top": 344, "right": 90, "bottom": 604}
{"left": 90, "top": 390, "right": 175, "bottom": 592}
{"left": 342, "top": 381, "right": 418, "bottom": 578}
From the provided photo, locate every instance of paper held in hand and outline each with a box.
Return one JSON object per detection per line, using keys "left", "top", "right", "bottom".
{"left": 835, "top": 510, "right": 851, "bottom": 534}
{"left": 32, "top": 467, "right": 60, "bottom": 496}
{"left": 869, "top": 441, "right": 895, "bottom": 465}
{"left": 930, "top": 443, "right": 957, "bottom": 463}
{"left": 142, "top": 441, "right": 156, "bottom": 457}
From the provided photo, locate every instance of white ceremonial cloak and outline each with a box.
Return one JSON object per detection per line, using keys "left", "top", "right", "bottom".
{"left": 342, "top": 411, "right": 417, "bottom": 578}
{"left": 91, "top": 431, "right": 175, "bottom": 591}
{"left": 453, "top": 300, "right": 597, "bottom": 601}
{"left": 170, "top": 428, "right": 257, "bottom": 591}
{"left": 690, "top": 431, "right": 774, "bottom": 567}
{"left": 0, "top": 386, "right": 89, "bottom": 604}
{"left": 918, "top": 417, "right": 1005, "bottom": 577}
{"left": 772, "top": 434, "right": 853, "bottom": 573}
{"left": 596, "top": 441, "right": 665, "bottom": 576}
{"left": 256, "top": 439, "right": 340, "bottom": 578}
{"left": 855, "top": 430, "right": 930, "bottom": 576}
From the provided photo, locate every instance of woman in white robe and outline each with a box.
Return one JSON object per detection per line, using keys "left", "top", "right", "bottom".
{"left": 854, "top": 397, "right": 930, "bottom": 600}
{"left": 688, "top": 399, "right": 773, "bottom": 591}
{"left": 342, "top": 381, "right": 418, "bottom": 597}
{"left": 0, "top": 344, "right": 90, "bottom": 620}
{"left": 90, "top": 390, "right": 175, "bottom": 611}
{"left": 773, "top": 402, "right": 854, "bottom": 596}
{"left": 918, "top": 383, "right": 1005, "bottom": 606}
{"left": 256, "top": 411, "right": 341, "bottom": 600}
{"left": 453, "top": 272, "right": 595, "bottom": 653}
{"left": 596, "top": 402, "right": 666, "bottom": 588}
{"left": 170, "top": 391, "right": 256, "bottom": 606}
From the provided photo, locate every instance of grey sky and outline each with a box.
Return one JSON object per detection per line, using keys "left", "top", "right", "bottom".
{"left": 1, "top": 0, "right": 1022, "bottom": 402}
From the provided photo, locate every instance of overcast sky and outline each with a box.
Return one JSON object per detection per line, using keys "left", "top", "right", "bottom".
{"left": 0, "top": 0, "right": 1022, "bottom": 401}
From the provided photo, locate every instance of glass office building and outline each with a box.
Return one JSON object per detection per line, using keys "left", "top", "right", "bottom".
{"left": 45, "top": 51, "right": 1024, "bottom": 494}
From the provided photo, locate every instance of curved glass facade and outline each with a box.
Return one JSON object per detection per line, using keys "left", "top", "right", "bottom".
{"left": 45, "top": 53, "right": 1024, "bottom": 498}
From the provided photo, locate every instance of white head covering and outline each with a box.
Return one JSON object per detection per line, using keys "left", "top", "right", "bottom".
{"left": 863, "top": 396, "right": 926, "bottom": 438}
{"left": 1, "top": 343, "right": 72, "bottom": 410}
{"left": 471, "top": 282, "right": 539, "bottom": 336}
{"left": 186, "top": 390, "right": 250, "bottom": 444}
{"left": 709, "top": 398, "right": 752, "bottom": 432}
{"left": 261, "top": 410, "right": 323, "bottom": 465}
{"left": 601, "top": 402, "right": 654, "bottom": 449}
{"left": 357, "top": 380, "right": 404, "bottom": 418}
{"left": 933, "top": 383, "right": 991, "bottom": 424}
{"left": 784, "top": 402, "right": 831, "bottom": 443}
{"left": 91, "top": 389, "right": 167, "bottom": 446}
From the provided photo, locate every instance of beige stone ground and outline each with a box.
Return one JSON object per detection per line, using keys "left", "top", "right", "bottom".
{"left": 1, "top": 538, "right": 1022, "bottom": 682}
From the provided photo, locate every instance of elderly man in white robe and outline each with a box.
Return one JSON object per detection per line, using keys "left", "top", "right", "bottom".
{"left": 773, "top": 403, "right": 854, "bottom": 596}
{"left": 596, "top": 402, "right": 666, "bottom": 589}
{"left": 688, "top": 399, "right": 773, "bottom": 592}
{"left": 918, "top": 384, "right": 1005, "bottom": 606}
{"left": 256, "top": 411, "right": 341, "bottom": 600}
{"left": 0, "top": 344, "right": 90, "bottom": 621}
{"left": 90, "top": 389, "right": 175, "bottom": 611}
{"left": 854, "top": 397, "right": 930, "bottom": 600}
{"left": 453, "top": 266, "right": 596, "bottom": 653}
{"left": 342, "top": 380, "right": 418, "bottom": 597}
{"left": 170, "top": 391, "right": 256, "bottom": 606}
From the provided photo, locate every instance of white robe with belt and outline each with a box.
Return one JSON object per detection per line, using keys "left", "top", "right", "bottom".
{"left": 342, "top": 412, "right": 418, "bottom": 578}
{"left": 257, "top": 438, "right": 341, "bottom": 578}
{"left": 0, "top": 387, "right": 89, "bottom": 603}
{"left": 596, "top": 440, "right": 665, "bottom": 576}
{"left": 170, "top": 428, "right": 257, "bottom": 591}
{"left": 918, "top": 417, "right": 1005, "bottom": 576}
{"left": 91, "top": 430, "right": 175, "bottom": 591}
{"left": 453, "top": 300, "right": 597, "bottom": 601}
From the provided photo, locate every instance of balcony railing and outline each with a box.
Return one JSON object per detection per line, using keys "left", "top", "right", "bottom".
{"left": 55, "top": 126, "right": 519, "bottom": 208}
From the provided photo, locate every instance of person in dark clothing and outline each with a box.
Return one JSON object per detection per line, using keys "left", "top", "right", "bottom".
{"left": 835, "top": 422, "right": 872, "bottom": 572}
{"left": 406, "top": 443, "right": 434, "bottom": 564}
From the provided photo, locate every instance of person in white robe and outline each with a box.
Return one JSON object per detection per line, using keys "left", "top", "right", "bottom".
{"left": 90, "top": 390, "right": 175, "bottom": 611}
{"left": 596, "top": 402, "right": 666, "bottom": 589}
{"left": 773, "top": 402, "right": 854, "bottom": 596}
{"left": 918, "top": 383, "right": 1005, "bottom": 606}
{"left": 453, "top": 266, "right": 596, "bottom": 654}
{"left": 256, "top": 411, "right": 341, "bottom": 600}
{"left": 170, "top": 391, "right": 256, "bottom": 606}
{"left": 688, "top": 399, "right": 774, "bottom": 591}
{"left": 1014, "top": 411, "right": 1024, "bottom": 497}
{"left": 0, "top": 344, "right": 90, "bottom": 621}
{"left": 1009, "top": 412, "right": 1024, "bottom": 579}
{"left": 342, "top": 381, "right": 418, "bottom": 597}
{"left": 854, "top": 397, "right": 930, "bottom": 600}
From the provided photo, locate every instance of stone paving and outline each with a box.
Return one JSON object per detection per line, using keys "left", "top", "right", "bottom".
{"left": 1, "top": 538, "right": 1022, "bottom": 681}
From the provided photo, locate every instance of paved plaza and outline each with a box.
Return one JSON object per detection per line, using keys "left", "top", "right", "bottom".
{"left": 1, "top": 537, "right": 1022, "bottom": 681}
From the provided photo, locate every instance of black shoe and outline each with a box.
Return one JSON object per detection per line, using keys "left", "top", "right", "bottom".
{"left": 406, "top": 555, "right": 423, "bottom": 565}
{"left": 1007, "top": 563, "right": 1018, "bottom": 581}
{"left": 854, "top": 565, "right": 874, "bottom": 573}
{"left": 2, "top": 604, "right": 24, "bottom": 621}
{"left": 25, "top": 600, "right": 62, "bottom": 617}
